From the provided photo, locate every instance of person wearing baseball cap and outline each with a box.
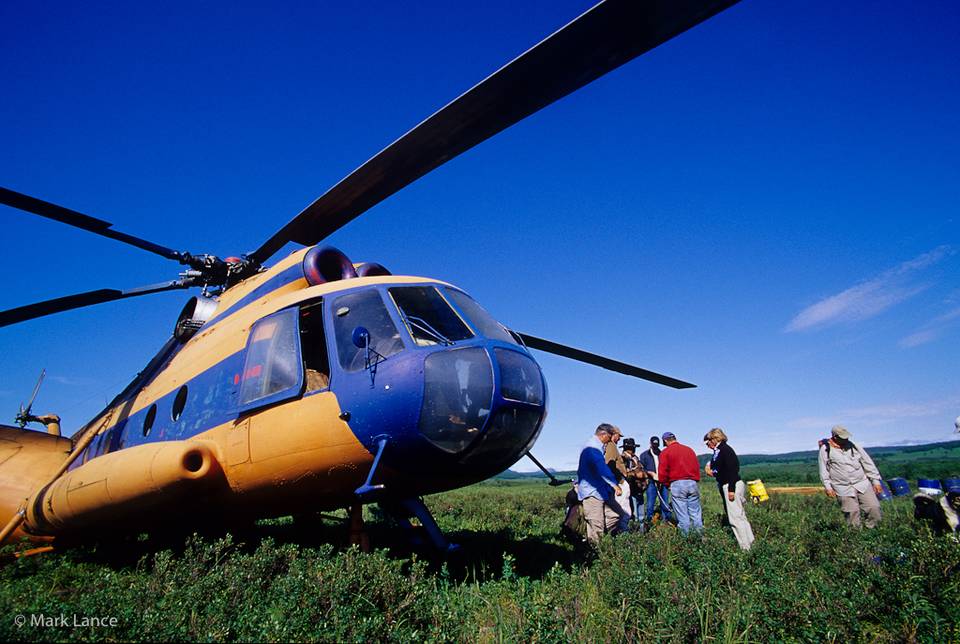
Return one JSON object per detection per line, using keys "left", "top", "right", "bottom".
{"left": 818, "top": 425, "right": 883, "bottom": 528}
{"left": 576, "top": 423, "right": 630, "bottom": 543}
{"left": 658, "top": 432, "right": 703, "bottom": 535}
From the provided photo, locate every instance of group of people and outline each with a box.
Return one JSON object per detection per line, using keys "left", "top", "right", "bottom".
{"left": 574, "top": 423, "right": 755, "bottom": 550}
{"left": 574, "top": 422, "right": 887, "bottom": 550}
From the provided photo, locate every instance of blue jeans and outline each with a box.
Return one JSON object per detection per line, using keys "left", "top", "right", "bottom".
{"left": 670, "top": 479, "right": 703, "bottom": 535}
{"left": 630, "top": 493, "right": 642, "bottom": 519}
{"left": 645, "top": 482, "right": 672, "bottom": 522}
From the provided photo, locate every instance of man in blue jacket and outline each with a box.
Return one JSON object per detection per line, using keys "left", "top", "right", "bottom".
{"left": 638, "top": 435, "right": 672, "bottom": 525}
{"left": 577, "top": 423, "right": 627, "bottom": 543}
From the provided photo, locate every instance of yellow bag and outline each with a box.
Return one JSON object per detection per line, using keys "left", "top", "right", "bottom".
{"left": 746, "top": 479, "right": 769, "bottom": 504}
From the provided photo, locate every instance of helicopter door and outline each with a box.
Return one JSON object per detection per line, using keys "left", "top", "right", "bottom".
{"left": 299, "top": 299, "right": 331, "bottom": 393}
{"left": 327, "top": 289, "right": 417, "bottom": 448}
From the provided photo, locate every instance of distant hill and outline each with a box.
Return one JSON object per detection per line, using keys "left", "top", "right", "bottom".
{"left": 496, "top": 469, "right": 576, "bottom": 481}
{"left": 500, "top": 439, "right": 960, "bottom": 485}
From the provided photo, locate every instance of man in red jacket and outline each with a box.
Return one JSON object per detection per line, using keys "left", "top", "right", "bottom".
{"left": 658, "top": 432, "right": 703, "bottom": 535}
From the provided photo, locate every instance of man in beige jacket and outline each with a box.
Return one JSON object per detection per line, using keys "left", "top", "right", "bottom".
{"left": 818, "top": 425, "right": 883, "bottom": 528}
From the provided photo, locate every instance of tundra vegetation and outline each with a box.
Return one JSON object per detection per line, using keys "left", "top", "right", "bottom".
{"left": 1, "top": 445, "right": 959, "bottom": 642}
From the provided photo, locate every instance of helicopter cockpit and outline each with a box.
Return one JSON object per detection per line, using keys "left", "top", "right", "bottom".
{"left": 322, "top": 283, "right": 546, "bottom": 481}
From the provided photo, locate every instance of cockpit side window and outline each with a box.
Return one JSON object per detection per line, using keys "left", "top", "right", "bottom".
{"left": 443, "top": 289, "right": 518, "bottom": 345}
{"left": 332, "top": 290, "right": 404, "bottom": 372}
{"left": 389, "top": 286, "right": 473, "bottom": 347}
{"left": 238, "top": 307, "right": 304, "bottom": 411}
{"left": 300, "top": 299, "right": 330, "bottom": 392}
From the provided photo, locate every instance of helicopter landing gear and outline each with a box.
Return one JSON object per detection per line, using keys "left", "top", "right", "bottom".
{"left": 348, "top": 503, "right": 370, "bottom": 553}
{"left": 380, "top": 497, "right": 458, "bottom": 553}
{"left": 354, "top": 436, "right": 388, "bottom": 499}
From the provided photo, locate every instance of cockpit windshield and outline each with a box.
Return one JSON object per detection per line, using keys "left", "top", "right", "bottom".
{"left": 331, "top": 290, "right": 404, "bottom": 371}
{"left": 389, "top": 286, "right": 473, "bottom": 347}
{"left": 444, "top": 289, "right": 519, "bottom": 345}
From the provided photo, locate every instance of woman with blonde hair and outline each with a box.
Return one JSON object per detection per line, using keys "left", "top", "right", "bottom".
{"left": 704, "top": 427, "right": 754, "bottom": 550}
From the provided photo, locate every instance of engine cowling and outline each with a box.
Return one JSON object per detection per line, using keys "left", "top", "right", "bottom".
{"left": 174, "top": 295, "right": 218, "bottom": 342}
{"left": 356, "top": 262, "right": 392, "bottom": 277}
{"left": 302, "top": 246, "right": 358, "bottom": 285}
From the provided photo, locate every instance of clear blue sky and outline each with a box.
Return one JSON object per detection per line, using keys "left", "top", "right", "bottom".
{"left": 2, "top": 1, "right": 957, "bottom": 472}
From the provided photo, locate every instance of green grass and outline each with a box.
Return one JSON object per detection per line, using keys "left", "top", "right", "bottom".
{"left": 1, "top": 479, "right": 958, "bottom": 642}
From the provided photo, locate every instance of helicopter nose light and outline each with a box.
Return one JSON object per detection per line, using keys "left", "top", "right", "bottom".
{"left": 418, "top": 348, "right": 493, "bottom": 453}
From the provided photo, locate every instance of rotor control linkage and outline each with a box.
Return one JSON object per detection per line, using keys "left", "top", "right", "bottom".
{"left": 354, "top": 436, "right": 389, "bottom": 499}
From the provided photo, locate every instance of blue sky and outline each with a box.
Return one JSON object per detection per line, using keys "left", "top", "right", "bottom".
{"left": 1, "top": 1, "right": 958, "bottom": 472}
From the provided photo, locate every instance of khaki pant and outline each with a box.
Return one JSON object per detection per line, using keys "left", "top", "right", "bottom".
{"left": 582, "top": 496, "right": 622, "bottom": 543}
{"left": 839, "top": 487, "right": 882, "bottom": 528}
{"left": 613, "top": 487, "right": 632, "bottom": 532}
{"left": 722, "top": 481, "right": 755, "bottom": 550}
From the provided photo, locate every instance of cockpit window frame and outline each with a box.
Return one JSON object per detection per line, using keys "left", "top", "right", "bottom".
{"left": 387, "top": 285, "right": 475, "bottom": 348}
{"left": 442, "top": 287, "right": 520, "bottom": 345}
{"left": 329, "top": 287, "right": 406, "bottom": 372}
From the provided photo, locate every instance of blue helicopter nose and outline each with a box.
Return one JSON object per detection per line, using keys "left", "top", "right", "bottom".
{"left": 417, "top": 344, "right": 547, "bottom": 479}
{"left": 334, "top": 342, "right": 546, "bottom": 485}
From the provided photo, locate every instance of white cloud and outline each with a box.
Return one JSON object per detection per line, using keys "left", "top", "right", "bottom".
{"left": 883, "top": 438, "right": 939, "bottom": 447}
{"left": 785, "top": 245, "right": 953, "bottom": 332}
{"left": 47, "top": 375, "right": 98, "bottom": 387}
{"left": 786, "top": 394, "right": 960, "bottom": 430}
{"left": 899, "top": 305, "right": 960, "bottom": 348}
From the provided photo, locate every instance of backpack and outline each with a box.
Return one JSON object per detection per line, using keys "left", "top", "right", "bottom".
{"left": 818, "top": 437, "right": 859, "bottom": 461}
{"left": 561, "top": 487, "right": 587, "bottom": 544}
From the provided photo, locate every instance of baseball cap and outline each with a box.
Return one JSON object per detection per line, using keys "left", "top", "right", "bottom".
{"left": 831, "top": 425, "right": 851, "bottom": 439}
{"left": 661, "top": 432, "right": 676, "bottom": 441}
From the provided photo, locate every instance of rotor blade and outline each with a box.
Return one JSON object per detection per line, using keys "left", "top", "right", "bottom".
{"left": 0, "top": 281, "right": 190, "bottom": 327}
{"left": 0, "top": 187, "right": 184, "bottom": 261}
{"left": 516, "top": 332, "right": 696, "bottom": 389}
{"left": 249, "top": 0, "right": 740, "bottom": 264}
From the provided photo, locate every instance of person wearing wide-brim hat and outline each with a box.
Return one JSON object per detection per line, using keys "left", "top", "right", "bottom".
{"left": 818, "top": 425, "right": 883, "bottom": 528}
{"left": 619, "top": 438, "right": 647, "bottom": 521}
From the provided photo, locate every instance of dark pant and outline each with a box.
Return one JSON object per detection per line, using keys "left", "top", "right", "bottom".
{"left": 645, "top": 482, "right": 672, "bottom": 521}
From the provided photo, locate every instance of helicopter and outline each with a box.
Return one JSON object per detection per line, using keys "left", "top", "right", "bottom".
{"left": 0, "top": 0, "right": 734, "bottom": 550}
